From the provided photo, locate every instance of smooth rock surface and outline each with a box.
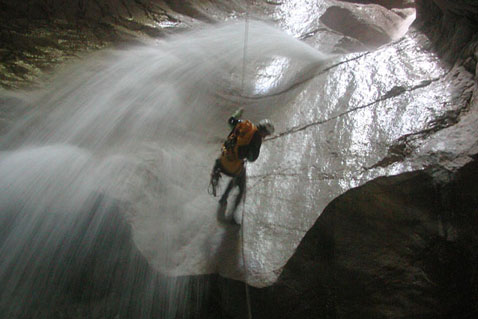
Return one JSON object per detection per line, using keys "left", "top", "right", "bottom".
{"left": 0, "top": 0, "right": 426, "bottom": 289}
{"left": 337, "top": 0, "right": 415, "bottom": 9}
{"left": 205, "top": 0, "right": 478, "bottom": 317}
{"left": 319, "top": 3, "right": 415, "bottom": 49}
{"left": 231, "top": 161, "right": 478, "bottom": 318}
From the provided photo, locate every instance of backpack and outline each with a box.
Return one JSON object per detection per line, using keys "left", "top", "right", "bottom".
{"left": 220, "top": 120, "right": 258, "bottom": 175}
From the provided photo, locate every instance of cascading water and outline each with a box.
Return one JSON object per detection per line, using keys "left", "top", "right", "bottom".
{"left": 0, "top": 20, "right": 331, "bottom": 317}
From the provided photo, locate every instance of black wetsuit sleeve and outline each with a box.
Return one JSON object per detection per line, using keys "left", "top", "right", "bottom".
{"left": 237, "top": 131, "right": 262, "bottom": 162}
{"left": 247, "top": 132, "right": 262, "bottom": 161}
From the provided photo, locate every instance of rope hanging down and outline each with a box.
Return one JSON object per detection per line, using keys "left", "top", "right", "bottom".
{"left": 241, "top": 7, "right": 250, "bottom": 94}
{"left": 240, "top": 2, "right": 253, "bottom": 319}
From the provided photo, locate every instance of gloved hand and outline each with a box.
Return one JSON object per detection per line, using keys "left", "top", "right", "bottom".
{"left": 231, "top": 107, "right": 244, "bottom": 119}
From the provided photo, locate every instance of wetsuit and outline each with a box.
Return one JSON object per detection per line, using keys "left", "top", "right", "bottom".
{"left": 213, "top": 116, "right": 263, "bottom": 213}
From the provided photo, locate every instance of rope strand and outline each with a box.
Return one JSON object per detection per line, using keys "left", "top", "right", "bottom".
{"left": 240, "top": 2, "right": 253, "bottom": 318}
{"left": 241, "top": 164, "right": 252, "bottom": 319}
{"left": 241, "top": 3, "right": 250, "bottom": 94}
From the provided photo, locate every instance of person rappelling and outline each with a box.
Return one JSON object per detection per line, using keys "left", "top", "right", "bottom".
{"left": 209, "top": 108, "right": 274, "bottom": 224}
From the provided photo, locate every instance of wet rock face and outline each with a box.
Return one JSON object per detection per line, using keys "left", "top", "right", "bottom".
{"left": 319, "top": 4, "right": 403, "bottom": 49}
{"left": 1, "top": 0, "right": 478, "bottom": 318}
{"left": 206, "top": 1, "right": 478, "bottom": 317}
{"left": 0, "top": 0, "right": 416, "bottom": 88}
{"left": 206, "top": 161, "right": 478, "bottom": 319}
{"left": 0, "top": 0, "right": 251, "bottom": 89}
{"left": 242, "top": 162, "right": 478, "bottom": 319}
{"left": 326, "top": 0, "right": 416, "bottom": 51}
{"left": 0, "top": 0, "right": 183, "bottom": 89}
{"left": 337, "top": 0, "right": 415, "bottom": 9}
{"left": 289, "top": 0, "right": 416, "bottom": 52}
{"left": 415, "top": 0, "right": 478, "bottom": 65}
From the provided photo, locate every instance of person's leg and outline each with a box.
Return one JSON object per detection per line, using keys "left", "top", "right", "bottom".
{"left": 230, "top": 167, "right": 246, "bottom": 215}
{"left": 219, "top": 177, "right": 235, "bottom": 205}
{"left": 217, "top": 176, "right": 234, "bottom": 223}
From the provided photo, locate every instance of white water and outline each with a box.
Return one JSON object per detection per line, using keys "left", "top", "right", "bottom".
{"left": 0, "top": 20, "right": 330, "bottom": 316}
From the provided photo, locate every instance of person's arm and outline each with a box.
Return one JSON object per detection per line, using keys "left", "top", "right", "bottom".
{"left": 237, "top": 132, "right": 262, "bottom": 162}
{"left": 228, "top": 108, "right": 244, "bottom": 129}
{"left": 246, "top": 132, "right": 262, "bottom": 162}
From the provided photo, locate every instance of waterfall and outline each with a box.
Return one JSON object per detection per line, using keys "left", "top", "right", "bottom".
{"left": 0, "top": 20, "right": 330, "bottom": 317}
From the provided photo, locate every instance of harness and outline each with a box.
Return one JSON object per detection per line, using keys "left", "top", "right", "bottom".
{"left": 220, "top": 120, "right": 257, "bottom": 176}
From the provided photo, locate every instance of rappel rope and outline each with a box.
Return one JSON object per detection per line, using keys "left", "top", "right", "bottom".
{"left": 241, "top": 164, "right": 252, "bottom": 319}
{"left": 240, "top": 2, "right": 253, "bottom": 319}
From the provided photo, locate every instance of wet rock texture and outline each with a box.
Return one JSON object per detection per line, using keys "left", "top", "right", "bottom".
{"left": 238, "top": 162, "right": 478, "bottom": 318}
{"left": 207, "top": 0, "right": 478, "bottom": 318}
{"left": 337, "top": 0, "right": 415, "bottom": 10}
{"left": 0, "top": 0, "right": 247, "bottom": 89}
{"left": 1, "top": 0, "right": 478, "bottom": 318}
{"left": 319, "top": 2, "right": 412, "bottom": 50}
{"left": 0, "top": 0, "right": 161, "bottom": 88}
